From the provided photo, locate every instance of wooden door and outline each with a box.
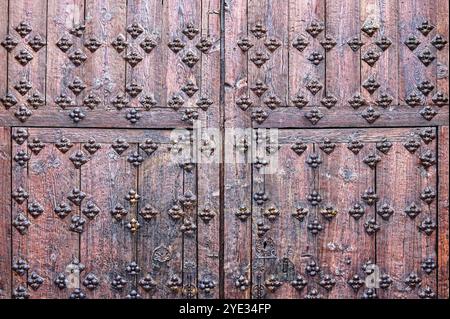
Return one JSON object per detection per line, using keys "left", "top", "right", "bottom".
{"left": 0, "top": 0, "right": 449, "bottom": 300}
{"left": 223, "top": 0, "right": 449, "bottom": 299}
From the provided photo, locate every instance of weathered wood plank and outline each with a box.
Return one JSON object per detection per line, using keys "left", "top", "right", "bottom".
{"left": 0, "top": 127, "right": 11, "bottom": 298}
{"left": 316, "top": 142, "right": 375, "bottom": 299}
{"left": 436, "top": 0, "right": 449, "bottom": 98}
{"left": 223, "top": 0, "right": 252, "bottom": 299}
{"left": 288, "top": 0, "right": 325, "bottom": 106}
{"left": 438, "top": 126, "right": 449, "bottom": 299}
{"left": 164, "top": 0, "right": 201, "bottom": 110}
{"left": 196, "top": 0, "right": 221, "bottom": 299}
{"left": 0, "top": 0, "right": 7, "bottom": 98}
{"left": 46, "top": 0, "right": 84, "bottom": 108}
{"left": 26, "top": 136, "right": 80, "bottom": 298}
{"left": 80, "top": 137, "right": 136, "bottom": 298}
{"left": 137, "top": 146, "right": 184, "bottom": 299}
{"left": 83, "top": 0, "right": 126, "bottom": 111}
{"left": 360, "top": 0, "right": 398, "bottom": 105}
{"left": 398, "top": 0, "right": 437, "bottom": 106}
{"left": 125, "top": 0, "right": 163, "bottom": 108}
{"left": 326, "top": 0, "right": 360, "bottom": 107}
{"left": 11, "top": 128, "right": 28, "bottom": 299}
{"left": 261, "top": 142, "right": 313, "bottom": 299}
{"left": 376, "top": 129, "right": 437, "bottom": 298}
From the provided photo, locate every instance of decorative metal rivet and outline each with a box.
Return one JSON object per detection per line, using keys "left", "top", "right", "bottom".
{"left": 69, "top": 288, "right": 86, "bottom": 299}
{"left": 14, "top": 150, "right": 30, "bottom": 166}
{"left": 420, "top": 186, "right": 436, "bottom": 204}
{"left": 292, "top": 206, "right": 308, "bottom": 222}
{"left": 419, "top": 128, "right": 436, "bottom": 144}
{"left": 348, "top": 203, "right": 365, "bottom": 220}
{"left": 82, "top": 202, "right": 100, "bottom": 220}
{"left": 361, "top": 187, "right": 378, "bottom": 205}
{"left": 376, "top": 93, "right": 393, "bottom": 108}
{"left": 418, "top": 286, "right": 436, "bottom": 299}
{"left": 347, "top": 36, "right": 364, "bottom": 51}
{"left": 15, "top": 21, "right": 32, "bottom": 37}
{"left": 54, "top": 202, "right": 72, "bottom": 219}
{"left": 68, "top": 107, "right": 86, "bottom": 123}
{"left": 375, "top": 36, "right": 392, "bottom": 51}
{"left": 199, "top": 205, "right": 216, "bottom": 223}
{"left": 263, "top": 206, "right": 280, "bottom": 222}
{"left": 12, "top": 258, "right": 29, "bottom": 276}
{"left": 84, "top": 38, "right": 102, "bottom": 52}
{"left": 250, "top": 50, "right": 270, "bottom": 67}
{"left": 431, "top": 34, "right": 447, "bottom": 50}
{"left": 418, "top": 217, "right": 436, "bottom": 236}
{"left": 379, "top": 274, "right": 393, "bottom": 289}
{"left": 69, "top": 24, "right": 85, "bottom": 37}
{"left": 28, "top": 201, "right": 44, "bottom": 218}
{"left": 362, "top": 49, "right": 380, "bottom": 66}
{"left": 307, "top": 219, "right": 323, "bottom": 235}
{"left": 404, "top": 202, "right": 422, "bottom": 219}
{"left": 304, "top": 108, "right": 323, "bottom": 125}
{"left": 320, "top": 205, "right": 338, "bottom": 221}
{"left": 307, "top": 51, "right": 324, "bottom": 65}
{"left": 319, "top": 274, "right": 336, "bottom": 291}
{"left": 111, "top": 275, "right": 127, "bottom": 290}
{"left": 127, "top": 152, "right": 144, "bottom": 167}
{"left": 14, "top": 105, "right": 33, "bottom": 122}
{"left": 12, "top": 187, "right": 29, "bottom": 204}
{"left": 182, "top": 23, "right": 199, "bottom": 40}
{"left": 417, "top": 48, "right": 435, "bottom": 66}
{"left": 1, "top": 34, "right": 18, "bottom": 51}
{"left": 417, "top": 80, "right": 434, "bottom": 96}
{"left": 181, "top": 50, "right": 199, "bottom": 68}
{"left": 126, "top": 218, "right": 140, "bottom": 234}
{"left": 126, "top": 22, "right": 144, "bottom": 39}
{"left": 265, "top": 275, "right": 282, "bottom": 293}
{"left": 306, "top": 21, "right": 324, "bottom": 38}
{"left": 28, "top": 138, "right": 45, "bottom": 155}
{"left": 420, "top": 106, "right": 437, "bottom": 121}
{"left": 168, "top": 38, "right": 185, "bottom": 53}
{"left": 112, "top": 138, "right": 129, "bottom": 155}
{"left": 348, "top": 274, "right": 364, "bottom": 291}
{"left": 70, "top": 150, "right": 89, "bottom": 168}
{"left": 83, "top": 273, "right": 100, "bottom": 290}
{"left": 126, "top": 82, "right": 143, "bottom": 98}
{"left": 55, "top": 137, "right": 73, "bottom": 153}
{"left": 15, "top": 49, "right": 33, "bottom": 66}
{"left": 417, "top": 21, "right": 434, "bottom": 36}
{"left": 167, "top": 274, "right": 182, "bottom": 293}
{"left": 1, "top": 92, "right": 18, "bottom": 109}
{"left": 256, "top": 220, "right": 270, "bottom": 237}
{"left": 69, "top": 215, "right": 86, "bottom": 233}
{"left": 307, "top": 190, "right": 322, "bottom": 206}
{"left": 68, "top": 49, "right": 87, "bottom": 66}
{"left": 362, "top": 77, "right": 380, "bottom": 94}
{"left": 111, "top": 34, "right": 128, "bottom": 53}
{"left": 14, "top": 79, "right": 32, "bottom": 96}
{"left": 405, "top": 273, "right": 421, "bottom": 288}
{"left": 196, "top": 37, "right": 212, "bottom": 53}
{"left": 362, "top": 288, "right": 378, "bottom": 299}
{"left": 124, "top": 51, "right": 143, "bottom": 67}
{"left": 421, "top": 257, "right": 436, "bottom": 274}
{"left": 363, "top": 153, "right": 381, "bottom": 169}
{"left": 180, "top": 218, "right": 197, "bottom": 236}
{"left": 139, "top": 274, "right": 157, "bottom": 292}
{"left": 168, "top": 204, "right": 184, "bottom": 220}
{"left": 237, "top": 37, "right": 253, "bottom": 51}
{"left": 364, "top": 218, "right": 380, "bottom": 235}
{"left": 67, "top": 188, "right": 86, "bottom": 206}
{"left": 376, "top": 138, "right": 392, "bottom": 154}
{"left": 292, "top": 35, "right": 309, "bottom": 52}
{"left": 54, "top": 273, "right": 68, "bottom": 289}
{"left": 347, "top": 138, "right": 364, "bottom": 154}
{"left": 168, "top": 94, "right": 184, "bottom": 110}
{"left": 250, "top": 22, "right": 267, "bottom": 38}
{"left": 126, "top": 261, "right": 141, "bottom": 275}
{"left": 13, "top": 285, "right": 29, "bottom": 299}
{"left": 140, "top": 95, "right": 157, "bottom": 109}
{"left": 139, "top": 204, "right": 158, "bottom": 221}
{"left": 305, "top": 260, "right": 320, "bottom": 276}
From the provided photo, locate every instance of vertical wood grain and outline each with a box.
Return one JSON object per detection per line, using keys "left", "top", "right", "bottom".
{"left": 0, "top": 127, "right": 11, "bottom": 298}
{"left": 80, "top": 137, "right": 136, "bottom": 298}
{"left": 262, "top": 143, "right": 313, "bottom": 298}
{"left": 26, "top": 133, "right": 80, "bottom": 298}
{"left": 223, "top": 0, "right": 252, "bottom": 298}
{"left": 125, "top": 0, "right": 163, "bottom": 108}
{"left": 46, "top": 0, "right": 84, "bottom": 108}
{"left": 137, "top": 148, "right": 184, "bottom": 299}
{"left": 360, "top": 0, "right": 398, "bottom": 105}
{"left": 398, "top": 0, "right": 437, "bottom": 105}
{"left": 11, "top": 128, "right": 28, "bottom": 298}
{"left": 8, "top": 0, "right": 47, "bottom": 110}
{"left": 377, "top": 130, "right": 437, "bottom": 298}
{"left": 436, "top": 0, "right": 449, "bottom": 99}
{"left": 165, "top": 0, "right": 201, "bottom": 108}
{"left": 0, "top": 0, "right": 7, "bottom": 97}
{"left": 438, "top": 126, "right": 449, "bottom": 298}
{"left": 84, "top": 0, "right": 126, "bottom": 110}
{"left": 316, "top": 142, "right": 375, "bottom": 298}
{"left": 288, "top": 0, "right": 325, "bottom": 106}
{"left": 326, "top": 0, "right": 360, "bottom": 106}
{"left": 197, "top": 0, "right": 221, "bottom": 299}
